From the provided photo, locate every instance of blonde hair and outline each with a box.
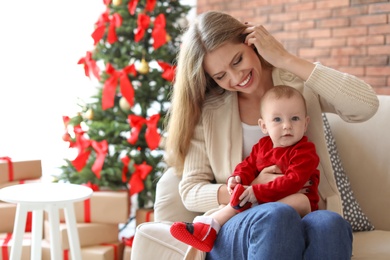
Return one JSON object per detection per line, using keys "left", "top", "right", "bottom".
{"left": 164, "top": 11, "right": 272, "bottom": 173}
{"left": 260, "top": 85, "right": 308, "bottom": 117}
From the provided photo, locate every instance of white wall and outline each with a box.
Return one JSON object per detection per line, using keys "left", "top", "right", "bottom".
{"left": 0, "top": 1, "right": 104, "bottom": 176}
{"left": 0, "top": 0, "right": 196, "bottom": 177}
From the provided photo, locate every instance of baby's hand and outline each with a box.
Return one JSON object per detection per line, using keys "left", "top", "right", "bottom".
{"left": 239, "top": 186, "right": 257, "bottom": 206}
{"left": 227, "top": 176, "right": 241, "bottom": 194}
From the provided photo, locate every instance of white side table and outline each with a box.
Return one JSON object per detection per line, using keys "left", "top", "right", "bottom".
{"left": 0, "top": 183, "right": 93, "bottom": 260}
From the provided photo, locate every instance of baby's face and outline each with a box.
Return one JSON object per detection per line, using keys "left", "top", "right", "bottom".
{"left": 258, "top": 95, "right": 309, "bottom": 148}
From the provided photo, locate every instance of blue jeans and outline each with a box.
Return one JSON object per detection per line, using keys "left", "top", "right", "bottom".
{"left": 206, "top": 202, "right": 352, "bottom": 260}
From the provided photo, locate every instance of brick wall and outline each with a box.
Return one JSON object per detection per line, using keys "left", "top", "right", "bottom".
{"left": 195, "top": 0, "right": 390, "bottom": 95}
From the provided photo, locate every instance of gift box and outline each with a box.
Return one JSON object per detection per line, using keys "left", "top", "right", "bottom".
{"left": 0, "top": 203, "right": 33, "bottom": 233}
{"left": 0, "top": 232, "right": 31, "bottom": 260}
{"left": 41, "top": 239, "right": 124, "bottom": 260}
{"left": 43, "top": 220, "right": 119, "bottom": 250}
{"left": 123, "top": 245, "right": 131, "bottom": 260}
{"left": 0, "top": 158, "right": 41, "bottom": 184}
{"left": 58, "top": 190, "right": 130, "bottom": 224}
{"left": 135, "top": 208, "right": 154, "bottom": 226}
{"left": 0, "top": 178, "right": 42, "bottom": 190}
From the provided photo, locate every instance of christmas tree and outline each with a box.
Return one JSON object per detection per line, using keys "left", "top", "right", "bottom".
{"left": 58, "top": 0, "right": 191, "bottom": 209}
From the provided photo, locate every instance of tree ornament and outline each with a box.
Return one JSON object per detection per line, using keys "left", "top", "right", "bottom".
{"left": 85, "top": 108, "right": 94, "bottom": 120}
{"left": 166, "top": 34, "right": 172, "bottom": 42}
{"left": 119, "top": 97, "right": 132, "bottom": 111}
{"left": 112, "top": 0, "right": 122, "bottom": 6}
{"left": 137, "top": 58, "right": 149, "bottom": 74}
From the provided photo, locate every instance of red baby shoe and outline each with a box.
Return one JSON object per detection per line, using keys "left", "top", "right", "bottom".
{"left": 170, "top": 222, "right": 217, "bottom": 252}
{"left": 230, "top": 184, "right": 252, "bottom": 212}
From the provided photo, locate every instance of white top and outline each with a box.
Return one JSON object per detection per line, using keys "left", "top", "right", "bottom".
{"left": 242, "top": 122, "right": 265, "bottom": 159}
{"left": 0, "top": 183, "right": 93, "bottom": 204}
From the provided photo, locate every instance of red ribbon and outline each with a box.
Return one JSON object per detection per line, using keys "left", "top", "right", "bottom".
{"left": 71, "top": 126, "right": 92, "bottom": 171}
{"left": 91, "top": 10, "right": 122, "bottom": 45}
{"left": 122, "top": 236, "right": 134, "bottom": 247}
{"left": 84, "top": 198, "right": 91, "bottom": 223}
{"left": 127, "top": 114, "right": 160, "bottom": 150}
{"left": 0, "top": 156, "right": 13, "bottom": 181}
{"left": 129, "top": 162, "right": 153, "bottom": 196}
{"left": 146, "top": 210, "right": 153, "bottom": 222}
{"left": 102, "top": 63, "right": 137, "bottom": 110}
{"left": 157, "top": 61, "right": 176, "bottom": 82}
{"left": 63, "top": 249, "right": 69, "bottom": 260}
{"left": 121, "top": 156, "right": 131, "bottom": 182}
{"left": 127, "top": 0, "right": 139, "bottom": 15}
{"left": 101, "top": 243, "right": 118, "bottom": 259}
{"left": 91, "top": 140, "right": 108, "bottom": 179}
{"left": 145, "top": 0, "right": 156, "bottom": 12}
{"left": 83, "top": 181, "right": 100, "bottom": 191}
{"left": 77, "top": 51, "right": 100, "bottom": 80}
{"left": 134, "top": 13, "right": 150, "bottom": 42}
{"left": 152, "top": 14, "right": 167, "bottom": 49}
{"left": 1, "top": 233, "right": 12, "bottom": 260}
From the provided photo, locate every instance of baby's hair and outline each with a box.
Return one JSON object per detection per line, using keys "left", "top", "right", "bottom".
{"left": 260, "top": 85, "right": 307, "bottom": 116}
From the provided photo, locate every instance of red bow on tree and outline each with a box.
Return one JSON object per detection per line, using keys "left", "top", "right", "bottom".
{"left": 157, "top": 61, "right": 176, "bottom": 82}
{"left": 102, "top": 63, "right": 137, "bottom": 110}
{"left": 134, "top": 13, "right": 150, "bottom": 42}
{"left": 127, "top": 114, "right": 161, "bottom": 150}
{"left": 129, "top": 162, "right": 153, "bottom": 196}
{"left": 121, "top": 155, "right": 131, "bottom": 183}
{"left": 77, "top": 51, "right": 101, "bottom": 80}
{"left": 71, "top": 126, "right": 92, "bottom": 171}
{"left": 91, "top": 140, "right": 108, "bottom": 179}
{"left": 128, "top": 0, "right": 156, "bottom": 15}
{"left": 152, "top": 14, "right": 167, "bottom": 49}
{"left": 92, "top": 10, "right": 122, "bottom": 45}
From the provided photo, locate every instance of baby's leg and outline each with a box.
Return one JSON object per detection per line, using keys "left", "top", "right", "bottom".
{"left": 278, "top": 193, "right": 310, "bottom": 217}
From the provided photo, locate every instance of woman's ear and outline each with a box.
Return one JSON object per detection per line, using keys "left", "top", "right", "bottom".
{"left": 258, "top": 118, "right": 268, "bottom": 134}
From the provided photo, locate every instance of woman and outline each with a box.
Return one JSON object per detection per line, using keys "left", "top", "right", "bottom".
{"left": 159, "top": 10, "right": 379, "bottom": 259}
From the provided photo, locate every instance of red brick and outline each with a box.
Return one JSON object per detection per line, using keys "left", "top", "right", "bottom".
{"left": 368, "top": 24, "right": 390, "bottom": 35}
{"left": 331, "top": 46, "right": 367, "bottom": 56}
{"left": 299, "top": 48, "right": 331, "bottom": 58}
{"left": 315, "top": 0, "right": 349, "bottom": 9}
{"left": 361, "top": 77, "right": 387, "bottom": 88}
{"left": 350, "top": 14, "right": 388, "bottom": 26}
{"left": 299, "top": 9, "right": 332, "bottom": 21}
{"left": 351, "top": 56, "right": 388, "bottom": 66}
{"left": 347, "top": 35, "right": 385, "bottom": 46}
{"left": 286, "top": 2, "right": 315, "bottom": 12}
{"left": 317, "top": 57, "right": 350, "bottom": 67}
{"left": 368, "top": 45, "right": 390, "bottom": 55}
{"left": 299, "top": 29, "right": 332, "bottom": 39}
{"left": 316, "top": 18, "right": 349, "bottom": 28}
{"left": 284, "top": 20, "right": 314, "bottom": 31}
{"left": 333, "top": 6, "right": 368, "bottom": 17}
{"left": 369, "top": 2, "right": 390, "bottom": 13}
{"left": 366, "top": 66, "right": 390, "bottom": 76}
{"left": 314, "top": 38, "right": 346, "bottom": 48}
{"left": 333, "top": 26, "right": 367, "bottom": 37}
{"left": 374, "top": 87, "right": 390, "bottom": 95}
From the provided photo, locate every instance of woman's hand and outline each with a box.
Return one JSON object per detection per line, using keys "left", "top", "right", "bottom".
{"left": 242, "top": 24, "right": 315, "bottom": 81}
{"left": 251, "top": 165, "right": 283, "bottom": 185}
{"left": 251, "top": 165, "right": 313, "bottom": 194}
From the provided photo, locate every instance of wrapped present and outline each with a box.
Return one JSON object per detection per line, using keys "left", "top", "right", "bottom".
{"left": 123, "top": 246, "right": 131, "bottom": 260}
{"left": 0, "top": 232, "right": 31, "bottom": 260}
{"left": 0, "top": 158, "right": 41, "bottom": 184}
{"left": 41, "top": 239, "right": 124, "bottom": 260}
{"left": 122, "top": 237, "right": 133, "bottom": 260}
{"left": 0, "top": 178, "right": 42, "bottom": 190}
{"left": 43, "top": 220, "right": 119, "bottom": 250}
{"left": 135, "top": 208, "right": 154, "bottom": 226}
{"left": 0, "top": 203, "right": 33, "bottom": 233}
{"left": 57, "top": 190, "right": 130, "bottom": 224}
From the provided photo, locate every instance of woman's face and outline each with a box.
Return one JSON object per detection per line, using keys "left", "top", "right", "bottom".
{"left": 203, "top": 42, "right": 263, "bottom": 94}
